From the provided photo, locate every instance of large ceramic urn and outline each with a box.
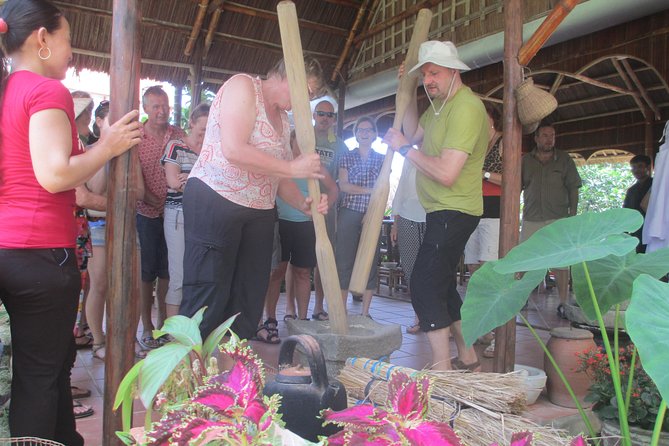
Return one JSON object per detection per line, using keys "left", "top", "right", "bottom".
{"left": 544, "top": 327, "right": 595, "bottom": 408}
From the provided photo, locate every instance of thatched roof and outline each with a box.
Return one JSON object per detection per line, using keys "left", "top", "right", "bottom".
{"left": 55, "top": 0, "right": 669, "bottom": 158}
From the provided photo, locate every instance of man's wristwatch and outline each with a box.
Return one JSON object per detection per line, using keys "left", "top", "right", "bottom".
{"left": 398, "top": 144, "right": 413, "bottom": 157}
{"left": 483, "top": 171, "right": 491, "bottom": 180}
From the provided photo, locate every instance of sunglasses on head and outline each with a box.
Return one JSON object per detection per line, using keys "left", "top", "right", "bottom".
{"left": 315, "top": 111, "right": 336, "bottom": 118}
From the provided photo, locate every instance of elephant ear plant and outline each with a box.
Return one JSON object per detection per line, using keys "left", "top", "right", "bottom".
{"left": 460, "top": 208, "right": 669, "bottom": 446}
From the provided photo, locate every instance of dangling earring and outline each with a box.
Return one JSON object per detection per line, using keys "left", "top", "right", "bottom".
{"left": 38, "top": 46, "right": 51, "bottom": 60}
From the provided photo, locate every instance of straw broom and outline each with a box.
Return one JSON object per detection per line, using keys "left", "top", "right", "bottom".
{"left": 340, "top": 365, "right": 573, "bottom": 446}
{"left": 344, "top": 357, "right": 527, "bottom": 414}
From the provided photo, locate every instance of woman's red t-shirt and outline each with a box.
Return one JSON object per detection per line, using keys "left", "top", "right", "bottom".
{"left": 0, "top": 71, "right": 82, "bottom": 248}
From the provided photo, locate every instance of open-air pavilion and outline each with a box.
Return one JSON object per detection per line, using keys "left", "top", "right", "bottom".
{"left": 15, "top": 0, "right": 669, "bottom": 444}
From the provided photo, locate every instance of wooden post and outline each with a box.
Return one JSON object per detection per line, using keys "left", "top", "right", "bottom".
{"left": 175, "top": 84, "right": 183, "bottom": 127}
{"left": 645, "top": 117, "right": 654, "bottom": 161}
{"left": 337, "top": 82, "right": 346, "bottom": 139}
{"left": 104, "top": 0, "right": 141, "bottom": 443}
{"left": 494, "top": 0, "right": 523, "bottom": 374}
{"left": 191, "top": 40, "right": 204, "bottom": 107}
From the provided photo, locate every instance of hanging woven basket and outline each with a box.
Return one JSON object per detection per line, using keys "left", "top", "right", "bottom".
{"left": 515, "top": 77, "right": 557, "bottom": 127}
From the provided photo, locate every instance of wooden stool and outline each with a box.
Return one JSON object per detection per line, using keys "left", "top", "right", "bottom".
{"left": 376, "top": 266, "right": 405, "bottom": 297}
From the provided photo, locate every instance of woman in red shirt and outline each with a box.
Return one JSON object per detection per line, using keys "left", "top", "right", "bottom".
{"left": 0, "top": 1, "right": 140, "bottom": 442}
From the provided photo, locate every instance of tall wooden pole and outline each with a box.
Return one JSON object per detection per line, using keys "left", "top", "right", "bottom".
{"left": 175, "top": 84, "right": 183, "bottom": 127}
{"left": 104, "top": 1, "right": 141, "bottom": 443}
{"left": 494, "top": 0, "right": 523, "bottom": 374}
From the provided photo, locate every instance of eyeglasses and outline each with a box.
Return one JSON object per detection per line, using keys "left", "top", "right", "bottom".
{"left": 315, "top": 111, "right": 336, "bottom": 118}
{"left": 356, "top": 127, "right": 375, "bottom": 134}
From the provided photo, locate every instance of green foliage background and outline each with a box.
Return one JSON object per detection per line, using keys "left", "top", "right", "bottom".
{"left": 577, "top": 163, "right": 635, "bottom": 214}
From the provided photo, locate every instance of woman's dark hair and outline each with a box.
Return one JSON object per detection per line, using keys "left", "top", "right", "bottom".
{"left": 0, "top": 0, "right": 63, "bottom": 106}
{"left": 484, "top": 102, "right": 501, "bottom": 132}
{"left": 92, "top": 100, "right": 110, "bottom": 138}
{"left": 189, "top": 103, "right": 210, "bottom": 123}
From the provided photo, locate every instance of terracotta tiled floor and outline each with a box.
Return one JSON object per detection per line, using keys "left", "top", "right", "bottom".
{"left": 72, "top": 280, "right": 575, "bottom": 445}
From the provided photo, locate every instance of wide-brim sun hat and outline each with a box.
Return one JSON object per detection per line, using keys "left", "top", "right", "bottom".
{"left": 73, "top": 97, "right": 93, "bottom": 119}
{"left": 408, "top": 40, "right": 471, "bottom": 75}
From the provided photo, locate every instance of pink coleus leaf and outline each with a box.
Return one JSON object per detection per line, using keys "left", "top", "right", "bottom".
{"left": 509, "top": 431, "right": 532, "bottom": 446}
{"left": 170, "top": 418, "right": 230, "bottom": 445}
{"left": 326, "top": 430, "right": 393, "bottom": 446}
{"left": 571, "top": 435, "right": 587, "bottom": 446}
{"left": 388, "top": 372, "right": 431, "bottom": 419}
{"left": 322, "top": 403, "right": 387, "bottom": 428}
{"left": 144, "top": 410, "right": 189, "bottom": 445}
{"left": 191, "top": 386, "right": 236, "bottom": 412}
{"left": 242, "top": 398, "right": 268, "bottom": 425}
{"left": 402, "top": 421, "right": 463, "bottom": 446}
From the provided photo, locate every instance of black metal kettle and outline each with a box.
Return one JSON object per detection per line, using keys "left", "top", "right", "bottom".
{"left": 263, "top": 334, "right": 347, "bottom": 442}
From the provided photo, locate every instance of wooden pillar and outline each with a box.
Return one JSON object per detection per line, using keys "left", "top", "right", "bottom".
{"left": 645, "top": 117, "right": 654, "bottom": 161}
{"left": 190, "top": 41, "right": 204, "bottom": 107}
{"left": 337, "top": 82, "right": 346, "bottom": 139}
{"left": 175, "top": 85, "right": 183, "bottom": 128}
{"left": 104, "top": 1, "right": 142, "bottom": 443}
{"left": 494, "top": 0, "right": 523, "bottom": 374}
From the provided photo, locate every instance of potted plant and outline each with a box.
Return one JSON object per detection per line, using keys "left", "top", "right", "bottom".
{"left": 460, "top": 208, "right": 669, "bottom": 446}
{"left": 577, "top": 344, "right": 669, "bottom": 444}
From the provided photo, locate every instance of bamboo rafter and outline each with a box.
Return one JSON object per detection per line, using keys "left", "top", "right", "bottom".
{"left": 331, "top": 0, "right": 372, "bottom": 83}
{"left": 184, "top": 0, "right": 209, "bottom": 56}
{"left": 203, "top": 0, "right": 224, "bottom": 59}
{"left": 222, "top": 1, "right": 349, "bottom": 37}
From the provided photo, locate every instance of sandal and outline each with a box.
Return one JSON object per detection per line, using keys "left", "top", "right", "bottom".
{"left": 483, "top": 340, "right": 496, "bottom": 358}
{"left": 92, "top": 343, "right": 105, "bottom": 361}
{"left": 138, "top": 335, "right": 161, "bottom": 350}
{"left": 71, "top": 386, "right": 91, "bottom": 399}
{"left": 311, "top": 311, "right": 329, "bottom": 321}
{"left": 75, "top": 334, "right": 93, "bottom": 350}
{"left": 252, "top": 326, "right": 281, "bottom": 345}
{"left": 264, "top": 318, "right": 279, "bottom": 332}
{"left": 73, "top": 400, "right": 94, "bottom": 419}
{"left": 451, "top": 357, "right": 482, "bottom": 372}
{"left": 283, "top": 314, "right": 297, "bottom": 322}
{"left": 406, "top": 323, "right": 421, "bottom": 335}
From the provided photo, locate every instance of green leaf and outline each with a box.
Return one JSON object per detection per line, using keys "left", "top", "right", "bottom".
{"left": 153, "top": 313, "right": 203, "bottom": 349}
{"left": 113, "top": 360, "right": 143, "bottom": 431}
{"left": 203, "top": 313, "right": 239, "bottom": 358}
{"left": 115, "top": 431, "right": 136, "bottom": 445}
{"left": 572, "top": 249, "right": 669, "bottom": 319}
{"left": 627, "top": 275, "right": 669, "bottom": 402}
{"left": 138, "top": 342, "right": 193, "bottom": 407}
{"left": 494, "top": 209, "right": 642, "bottom": 274}
{"left": 461, "top": 261, "right": 546, "bottom": 346}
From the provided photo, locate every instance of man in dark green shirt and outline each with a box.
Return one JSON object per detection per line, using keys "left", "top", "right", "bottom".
{"left": 521, "top": 124, "right": 582, "bottom": 318}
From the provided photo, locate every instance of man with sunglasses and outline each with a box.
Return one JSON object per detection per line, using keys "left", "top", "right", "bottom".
{"left": 311, "top": 100, "right": 348, "bottom": 320}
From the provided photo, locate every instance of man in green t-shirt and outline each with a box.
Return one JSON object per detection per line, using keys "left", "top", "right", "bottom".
{"left": 384, "top": 40, "right": 488, "bottom": 371}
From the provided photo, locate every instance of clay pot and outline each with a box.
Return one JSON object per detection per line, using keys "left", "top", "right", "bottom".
{"left": 544, "top": 327, "right": 595, "bottom": 408}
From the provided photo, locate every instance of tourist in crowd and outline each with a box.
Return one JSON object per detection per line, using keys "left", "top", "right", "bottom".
{"left": 312, "top": 99, "right": 348, "bottom": 321}
{"left": 258, "top": 135, "right": 338, "bottom": 343}
{"left": 161, "top": 103, "right": 210, "bottom": 318}
{"left": 383, "top": 41, "right": 487, "bottom": 371}
{"left": 82, "top": 99, "right": 111, "bottom": 362}
{"left": 136, "top": 85, "right": 185, "bottom": 351}
{"left": 0, "top": 0, "right": 140, "bottom": 441}
{"left": 335, "top": 116, "right": 384, "bottom": 318}
{"left": 623, "top": 154, "right": 653, "bottom": 253}
{"left": 179, "top": 57, "right": 328, "bottom": 341}
{"left": 521, "top": 123, "right": 582, "bottom": 319}
{"left": 463, "top": 102, "right": 504, "bottom": 357}
{"left": 390, "top": 159, "right": 425, "bottom": 334}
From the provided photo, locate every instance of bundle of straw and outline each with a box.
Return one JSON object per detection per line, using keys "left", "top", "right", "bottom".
{"left": 341, "top": 365, "right": 572, "bottom": 446}
{"left": 344, "top": 357, "right": 526, "bottom": 414}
